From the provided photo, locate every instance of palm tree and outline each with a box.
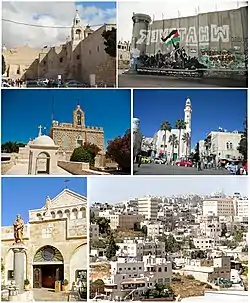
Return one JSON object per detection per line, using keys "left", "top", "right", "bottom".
{"left": 175, "top": 119, "right": 187, "bottom": 158}
{"left": 182, "top": 132, "right": 190, "bottom": 158}
{"left": 168, "top": 134, "right": 179, "bottom": 162}
{"left": 160, "top": 121, "right": 171, "bottom": 155}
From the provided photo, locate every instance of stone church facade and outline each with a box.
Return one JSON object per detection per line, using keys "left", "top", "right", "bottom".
{"left": 2, "top": 10, "right": 116, "bottom": 86}
{"left": 1, "top": 189, "right": 87, "bottom": 289}
{"left": 51, "top": 104, "right": 105, "bottom": 166}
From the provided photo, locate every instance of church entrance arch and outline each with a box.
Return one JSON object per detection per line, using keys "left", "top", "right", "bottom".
{"left": 33, "top": 245, "right": 64, "bottom": 289}
{"left": 35, "top": 152, "right": 50, "bottom": 174}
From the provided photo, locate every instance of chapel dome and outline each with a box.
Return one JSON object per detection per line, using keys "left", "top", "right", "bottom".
{"left": 32, "top": 135, "right": 55, "bottom": 146}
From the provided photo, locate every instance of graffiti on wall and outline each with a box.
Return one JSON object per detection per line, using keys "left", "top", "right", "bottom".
{"left": 198, "top": 49, "right": 246, "bottom": 69}
{"left": 137, "top": 25, "right": 230, "bottom": 45}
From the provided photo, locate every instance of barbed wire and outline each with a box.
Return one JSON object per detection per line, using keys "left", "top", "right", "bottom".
{"left": 2, "top": 18, "right": 103, "bottom": 28}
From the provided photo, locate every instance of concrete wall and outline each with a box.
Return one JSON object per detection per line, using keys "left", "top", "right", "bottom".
{"left": 134, "top": 7, "right": 247, "bottom": 69}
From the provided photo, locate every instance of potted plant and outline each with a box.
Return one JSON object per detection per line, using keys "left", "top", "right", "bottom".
{"left": 24, "top": 279, "right": 30, "bottom": 290}
{"left": 62, "top": 279, "right": 69, "bottom": 292}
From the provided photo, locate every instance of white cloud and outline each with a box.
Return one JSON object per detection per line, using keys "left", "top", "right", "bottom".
{"left": 88, "top": 176, "right": 247, "bottom": 204}
{"left": 118, "top": 0, "right": 247, "bottom": 41}
{"left": 2, "top": 1, "right": 116, "bottom": 48}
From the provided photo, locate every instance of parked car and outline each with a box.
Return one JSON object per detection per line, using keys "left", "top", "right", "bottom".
{"left": 154, "top": 158, "right": 166, "bottom": 164}
{"left": 176, "top": 159, "right": 193, "bottom": 167}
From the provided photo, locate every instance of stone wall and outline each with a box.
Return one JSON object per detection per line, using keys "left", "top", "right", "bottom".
{"left": 57, "top": 160, "right": 110, "bottom": 175}
{"left": 80, "top": 24, "right": 116, "bottom": 85}
{"left": 1, "top": 161, "right": 14, "bottom": 175}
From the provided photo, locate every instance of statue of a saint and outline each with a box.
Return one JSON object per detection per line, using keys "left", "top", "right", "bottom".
{"left": 13, "top": 214, "right": 24, "bottom": 243}
{"left": 45, "top": 196, "right": 51, "bottom": 211}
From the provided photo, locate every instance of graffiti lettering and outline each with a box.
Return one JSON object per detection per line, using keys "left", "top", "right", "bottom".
{"left": 137, "top": 25, "right": 230, "bottom": 45}
{"left": 211, "top": 25, "right": 229, "bottom": 42}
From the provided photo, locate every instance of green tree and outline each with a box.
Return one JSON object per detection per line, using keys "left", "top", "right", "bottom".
{"left": 233, "top": 229, "right": 244, "bottom": 243}
{"left": 90, "top": 279, "right": 105, "bottom": 297}
{"left": 106, "top": 129, "right": 131, "bottom": 173}
{"left": 133, "top": 222, "right": 141, "bottom": 231}
{"left": 221, "top": 223, "right": 227, "bottom": 237}
{"left": 160, "top": 121, "right": 171, "bottom": 155}
{"left": 168, "top": 134, "right": 179, "bottom": 161}
{"left": 70, "top": 146, "right": 92, "bottom": 163}
{"left": 1, "top": 141, "right": 25, "bottom": 153}
{"left": 102, "top": 27, "right": 116, "bottom": 57}
{"left": 182, "top": 132, "right": 190, "bottom": 157}
{"left": 105, "top": 234, "right": 119, "bottom": 260}
{"left": 175, "top": 119, "right": 186, "bottom": 158}
{"left": 141, "top": 225, "right": 147, "bottom": 236}
{"left": 191, "top": 250, "right": 207, "bottom": 259}
{"left": 96, "top": 217, "right": 111, "bottom": 235}
{"left": 2, "top": 55, "right": 6, "bottom": 75}
{"left": 164, "top": 234, "right": 181, "bottom": 253}
{"left": 91, "top": 238, "right": 107, "bottom": 249}
{"left": 237, "top": 117, "right": 247, "bottom": 160}
{"left": 82, "top": 142, "right": 101, "bottom": 166}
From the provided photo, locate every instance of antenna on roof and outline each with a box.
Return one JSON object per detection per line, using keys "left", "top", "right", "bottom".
{"left": 64, "top": 179, "right": 70, "bottom": 189}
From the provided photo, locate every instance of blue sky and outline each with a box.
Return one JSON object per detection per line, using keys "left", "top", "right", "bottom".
{"left": 2, "top": 89, "right": 131, "bottom": 148}
{"left": 1, "top": 177, "right": 87, "bottom": 226}
{"left": 2, "top": 1, "right": 116, "bottom": 48}
{"left": 133, "top": 89, "right": 247, "bottom": 148}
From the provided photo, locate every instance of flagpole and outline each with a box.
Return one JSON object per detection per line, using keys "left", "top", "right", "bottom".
{"left": 162, "top": 13, "right": 164, "bottom": 53}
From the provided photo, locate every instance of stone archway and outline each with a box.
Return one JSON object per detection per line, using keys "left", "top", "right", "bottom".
{"left": 33, "top": 245, "right": 64, "bottom": 288}
{"left": 35, "top": 152, "right": 50, "bottom": 174}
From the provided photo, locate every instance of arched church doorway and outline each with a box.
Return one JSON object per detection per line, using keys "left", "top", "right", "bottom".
{"left": 33, "top": 245, "right": 64, "bottom": 289}
{"left": 35, "top": 152, "right": 50, "bottom": 174}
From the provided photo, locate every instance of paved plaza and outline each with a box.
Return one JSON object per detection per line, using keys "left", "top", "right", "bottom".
{"left": 33, "top": 288, "right": 68, "bottom": 301}
{"left": 118, "top": 74, "right": 247, "bottom": 88}
{"left": 133, "top": 164, "right": 231, "bottom": 175}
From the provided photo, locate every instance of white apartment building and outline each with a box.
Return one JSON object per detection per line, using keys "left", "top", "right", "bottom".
{"left": 137, "top": 196, "right": 159, "bottom": 221}
{"left": 98, "top": 211, "right": 144, "bottom": 230}
{"left": 203, "top": 198, "right": 234, "bottom": 217}
{"left": 90, "top": 223, "right": 99, "bottom": 239}
{"left": 116, "top": 238, "right": 165, "bottom": 260}
{"left": 235, "top": 197, "right": 248, "bottom": 217}
{"left": 104, "top": 256, "right": 172, "bottom": 300}
{"left": 182, "top": 256, "right": 231, "bottom": 283}
{"left": 146, "top": 223, "right": 164, "bottom": 238}
{"left": 193, "top": 237, "right": 215, "bottom": 250}
{"left": 199, "top": 130, "right": 243, "bottom": 162}
{"left": 199, "top": 216, "right": 221, "bottom": 240}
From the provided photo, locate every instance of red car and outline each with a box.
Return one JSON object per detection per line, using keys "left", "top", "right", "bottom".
{"left": 176, "top": 160, "right": 193, "bottom": 167}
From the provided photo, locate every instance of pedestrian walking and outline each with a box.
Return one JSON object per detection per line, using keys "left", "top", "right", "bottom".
{"left": 138, "top": 154, "right": 142, "bottom": 168}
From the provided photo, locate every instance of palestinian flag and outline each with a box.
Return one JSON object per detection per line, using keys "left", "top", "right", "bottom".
{"left": 162, "top": 30, "right": 180, "bottom": 46}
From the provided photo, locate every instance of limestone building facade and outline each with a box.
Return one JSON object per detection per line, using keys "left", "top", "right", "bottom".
{"left": 2, "top": 10, "right": 116, "bottom": 86}
{"left": 1, "top": 188, "right": 87, "bottom": 289}
{"left": 118, "top": 41, "right": 130, "bottom": 69}
{"left": 51, "top": 104, "right": 105, "bottom": 164}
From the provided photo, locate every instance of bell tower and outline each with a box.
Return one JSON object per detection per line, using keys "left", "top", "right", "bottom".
{"left": 71, "top": 10, "right": 84, "bottom": 50}
{"left": 73, "top": 105, "right": 85, "bottom": 128}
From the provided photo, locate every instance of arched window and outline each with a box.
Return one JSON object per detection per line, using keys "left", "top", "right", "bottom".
{"left": 51, "top": 212, "right": 55, "bottom": 219}
{"left": 77, "top": 110, "right": 82, "bottom": 126}
{"left": 57, "top": 210, "right": 63, "bottom": 218}
{"left": 76, "top": 136, "right": 83, "bottom": 147}
{"left": 76, "top": 29, "right": 81, "bottom": 40}
{"left": 72, "top": 208, "right": 78, "bottom": 219}
{"left": 230, "top": 142, "right": 233, "bottom": 149}
{"left": 226, "top": 142, "right": 230, "bottom": 149}
{"left": 65, "top": 209, "right": 70, "bottom": 218}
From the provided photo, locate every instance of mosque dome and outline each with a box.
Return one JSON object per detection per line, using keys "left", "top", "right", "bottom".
{"left": 32, "top": 135, "right": 55, "bottom": 146}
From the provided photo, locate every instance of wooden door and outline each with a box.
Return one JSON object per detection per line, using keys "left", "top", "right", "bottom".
{"left": 33, "top": 267, "right": 42, "bottom": 288}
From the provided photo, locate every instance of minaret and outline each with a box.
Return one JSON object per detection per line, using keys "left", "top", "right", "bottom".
{"left": 184, "top": 97, "right": 192, "bottom": 155}
{"left": 184, "top": 97, "right": 192, "bottom": 133}
{"left": 71, "top": 10, "right": 84, "bottom": 50}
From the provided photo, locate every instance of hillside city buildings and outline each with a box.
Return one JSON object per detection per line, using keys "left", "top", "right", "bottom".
{"left": 90, "top": 190, "right": 248, "bottom": 301}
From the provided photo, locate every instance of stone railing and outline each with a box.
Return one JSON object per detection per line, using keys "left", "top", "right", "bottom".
{"left": 58, "top": 161, "right": 110, "bottom": 175}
